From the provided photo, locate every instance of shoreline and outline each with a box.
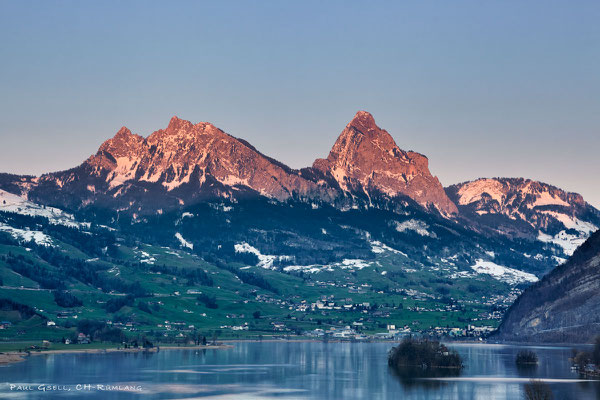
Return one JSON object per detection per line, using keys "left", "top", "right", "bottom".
{"left": 0, "top": 344, "right": 233, "bottom": 366}
{"left": 0, "top": 352, "right": 27, "bottom": 365}
{"left": 1, "top": 339, "right": 587, "bottom": 366}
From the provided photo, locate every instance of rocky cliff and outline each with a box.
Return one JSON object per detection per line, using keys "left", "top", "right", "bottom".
{"left": 313, "top": 111, "right": 457, "bottom": 215}
{"left": 495, "top": 229, "right": 600, "bottom": 343}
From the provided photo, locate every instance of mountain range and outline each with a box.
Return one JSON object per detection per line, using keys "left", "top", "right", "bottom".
{"left": 0, "top": 112, "right": 457, "bottom": 216}
{"left": 0, "top": 111, "right": 598, "bottom": 342}
{"left": 1, "top": 111, "right": 597, "bottom": 265}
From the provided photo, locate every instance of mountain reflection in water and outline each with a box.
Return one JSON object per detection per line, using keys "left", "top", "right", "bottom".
{"left": 0, "top": 342, "right": 598, "bottom": 400}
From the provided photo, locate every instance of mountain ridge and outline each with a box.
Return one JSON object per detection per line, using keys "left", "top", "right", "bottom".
{"left": 0, "top": 112, "right": 458, "bottom": 216}
{"left": 313, "top": 111, "right": 457, "bottom": 215}
{"left": 0, "top": 112, "right": 597, "bottom": 262}
{"left": 446, "top": 177, "right": 600, "bottom": 257}
{"left": 1, "top": 112, "right": 599, "bottom": 343}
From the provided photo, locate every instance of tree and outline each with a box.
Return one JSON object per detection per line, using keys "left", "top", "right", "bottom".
{"left": 524, "top": 379, "right": 553, "bottom": 400}
{"left": 516, "top": 350, "right": 538, "bottom": 365}
{"left": 388, "top": 338, "right": 462, "bottom": 370}
{"left": 197, "top": 294, "right": 218, "bottom": 309}
{"left": 574, "top": 350, "right": 591, "bottom": 370}
{"left": 104, "top": 295, "right": 134, "bottom": 313}
{"left": 253, "top": 311, "right": 261, "bottom": 319}
{"left": 53, "top": 291, "right": 83, "bottom": 308}
{"left": 137, "top": 301, "right": 152, "bottom": 314}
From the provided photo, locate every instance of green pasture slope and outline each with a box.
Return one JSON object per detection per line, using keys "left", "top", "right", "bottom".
{"left": 0, "top": 230, "right": 512, "bottom": 346}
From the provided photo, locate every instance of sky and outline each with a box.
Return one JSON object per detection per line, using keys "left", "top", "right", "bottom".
{"left": 1, "top": 1, "right": 599, "bottom": 207}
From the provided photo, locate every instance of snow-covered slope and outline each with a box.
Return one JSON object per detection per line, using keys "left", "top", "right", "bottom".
{"left": 0, "top": 223, "right": 53, "bottom": 246}
{"left": 446, "top": 178, "right": 600, "bottom": 256}
{"left": 0, "top": 189, "right": 85, "bottom": 228}
{"left": 469, "top": 259, "right": 538, "bottom": 285}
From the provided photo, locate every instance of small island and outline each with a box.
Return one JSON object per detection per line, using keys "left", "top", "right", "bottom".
{"left": 388, "top": 338, "right": 463, "bottom": 371}
{"left": 516, "top": 350, "right": 538, "bottom": 366}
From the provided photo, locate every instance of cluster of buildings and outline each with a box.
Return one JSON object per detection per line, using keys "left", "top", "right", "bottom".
{"left": 301, "top": 322, "right": 496, "bottom": 341}
{"left": 424, "top": 324, "right": 495, "bottom": 338}
{"left": 304, "top": 324, "right": 410, "bottom": 340}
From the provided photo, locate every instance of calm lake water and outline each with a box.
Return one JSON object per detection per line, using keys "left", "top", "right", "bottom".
{"left": 1, "top": 342, "right": 598, "bottom": 399}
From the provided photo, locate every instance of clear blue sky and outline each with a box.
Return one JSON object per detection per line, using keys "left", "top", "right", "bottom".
{"left": 1, "top": 1, "right": 599, "bottom": 206}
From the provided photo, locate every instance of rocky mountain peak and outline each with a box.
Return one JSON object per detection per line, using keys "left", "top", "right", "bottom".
{"left": 73, "top": 115, "right": 336, "bottom": 204}
{"left": 114, "top": 126, "right": 132, "bottom": 138}
{"left": 96, "top": 126, "right": 144, "bottom": 159}
{"left": 166, "top": 115, "right": 194, "bottom": 132}
{"left": 446, "top": 177, "right": 600, "bottom": 256}
{"left": 313, "top": 112, "right": 458, "bottom": 215}
{"left": 348, "top": 110, "right": 378, "bottom": 133}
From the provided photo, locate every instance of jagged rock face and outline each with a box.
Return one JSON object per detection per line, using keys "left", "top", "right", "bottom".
{"left": 447, "top": 178, "right": 600, "bottom": 256}
{"left": 85, "top": 116, "right": 332, "bottom": 202}
{"left": 495, "top": 230, "right": 600, "bottom": 343}
{"left": 313, "top": 111, "right": 458, "bottom": 215}
{"left": 0, "top": 111, "right": 457, "bottom": 216}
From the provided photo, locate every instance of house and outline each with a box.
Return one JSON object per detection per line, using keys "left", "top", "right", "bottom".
{"left": 332, "top": 327, "right": 356, "bottom": 339}
{"left": 231, "top": 324, "right": 249, "bottom": 331}
{"left": 47, "top": 321, "right": 56, "bottom": 326}
{"left": 307, "top": 328, "right": 325, "bottom": 337}
{"left": 77, "top": 333, "right": 91, "bottom": 344}
{"left": 0, "top": 321, "right": 12, "bottom": 329}
{"left": 584, "top": 364, "right": 598, "bottom": 374}
{"left": 272, "top": 323, "right": 286, "bottom": 331}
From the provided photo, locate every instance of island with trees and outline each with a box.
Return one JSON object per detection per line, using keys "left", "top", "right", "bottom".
{"left": 388, "top": 338, "right": 463, "bottom": 371}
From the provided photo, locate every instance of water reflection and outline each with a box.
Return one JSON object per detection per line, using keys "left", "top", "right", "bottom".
{"left": 389, "top": 364, "right": 462, "bottom": 388}
{"left": 0, "top": 342, "right": 598, "bottom": 399}
{"left": 515, "top": 363, "right": 538, "bottom": 376}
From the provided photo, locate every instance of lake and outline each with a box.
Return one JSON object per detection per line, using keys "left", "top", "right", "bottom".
{"left": 1, "top": 342, "right": 598, "bottom": 399}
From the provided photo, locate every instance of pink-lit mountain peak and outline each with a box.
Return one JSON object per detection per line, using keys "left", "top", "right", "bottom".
{"left": 41, "top": 112, "right": 457, "bottom": 215}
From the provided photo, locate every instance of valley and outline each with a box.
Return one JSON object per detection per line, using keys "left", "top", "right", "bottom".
{"left": 0, "top": 112, "right": 598, "bottom": 346}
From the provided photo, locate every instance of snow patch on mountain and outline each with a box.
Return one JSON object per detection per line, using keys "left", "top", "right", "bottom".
{"left": 470, "top": 259, "right": 538, "bottom": 284}
{"left": 107, "top": 156, "right": 139, "bottom": 189}
{"left": 0, "top": 189, "right": 83, "bottom": 228}
{"left": 135, "top": 250, "right": 156, "bottom": 264}
{"left": 539, "top": 211, "right": 597, "bottom": 235}
{"left": 393, "top": 219, "right": 434, "bottom": 237}
{"left": 283, "top": 258, "right": 374, "bottom": 274}
{"left": 535, "top": 212, "right": 597, "bottom": 256}
{"left": 537, "top": 231, "right": 587, "bottom": 256}
{"left": 528, "top": 191, "right": 570, "bottom": 208}
{"left": 456, "top": 179, "right": 506, "bottom": 205}
{"left": 234, "top": 242, "right": 292, "bottom": 269}
{"left": 283, "top": 264, "right": 324, "bottom": 274}
{"left": 370, "top": 240, "right": 407, "bottom": 256}
{"left": 175, "top": 233, "right": 194, "bottom": 249}
{"left": 339, "top": 259, "right": 372, "bottom": 270}
{"left": 0, "top": 223, "right": 53, "bottom": 246}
